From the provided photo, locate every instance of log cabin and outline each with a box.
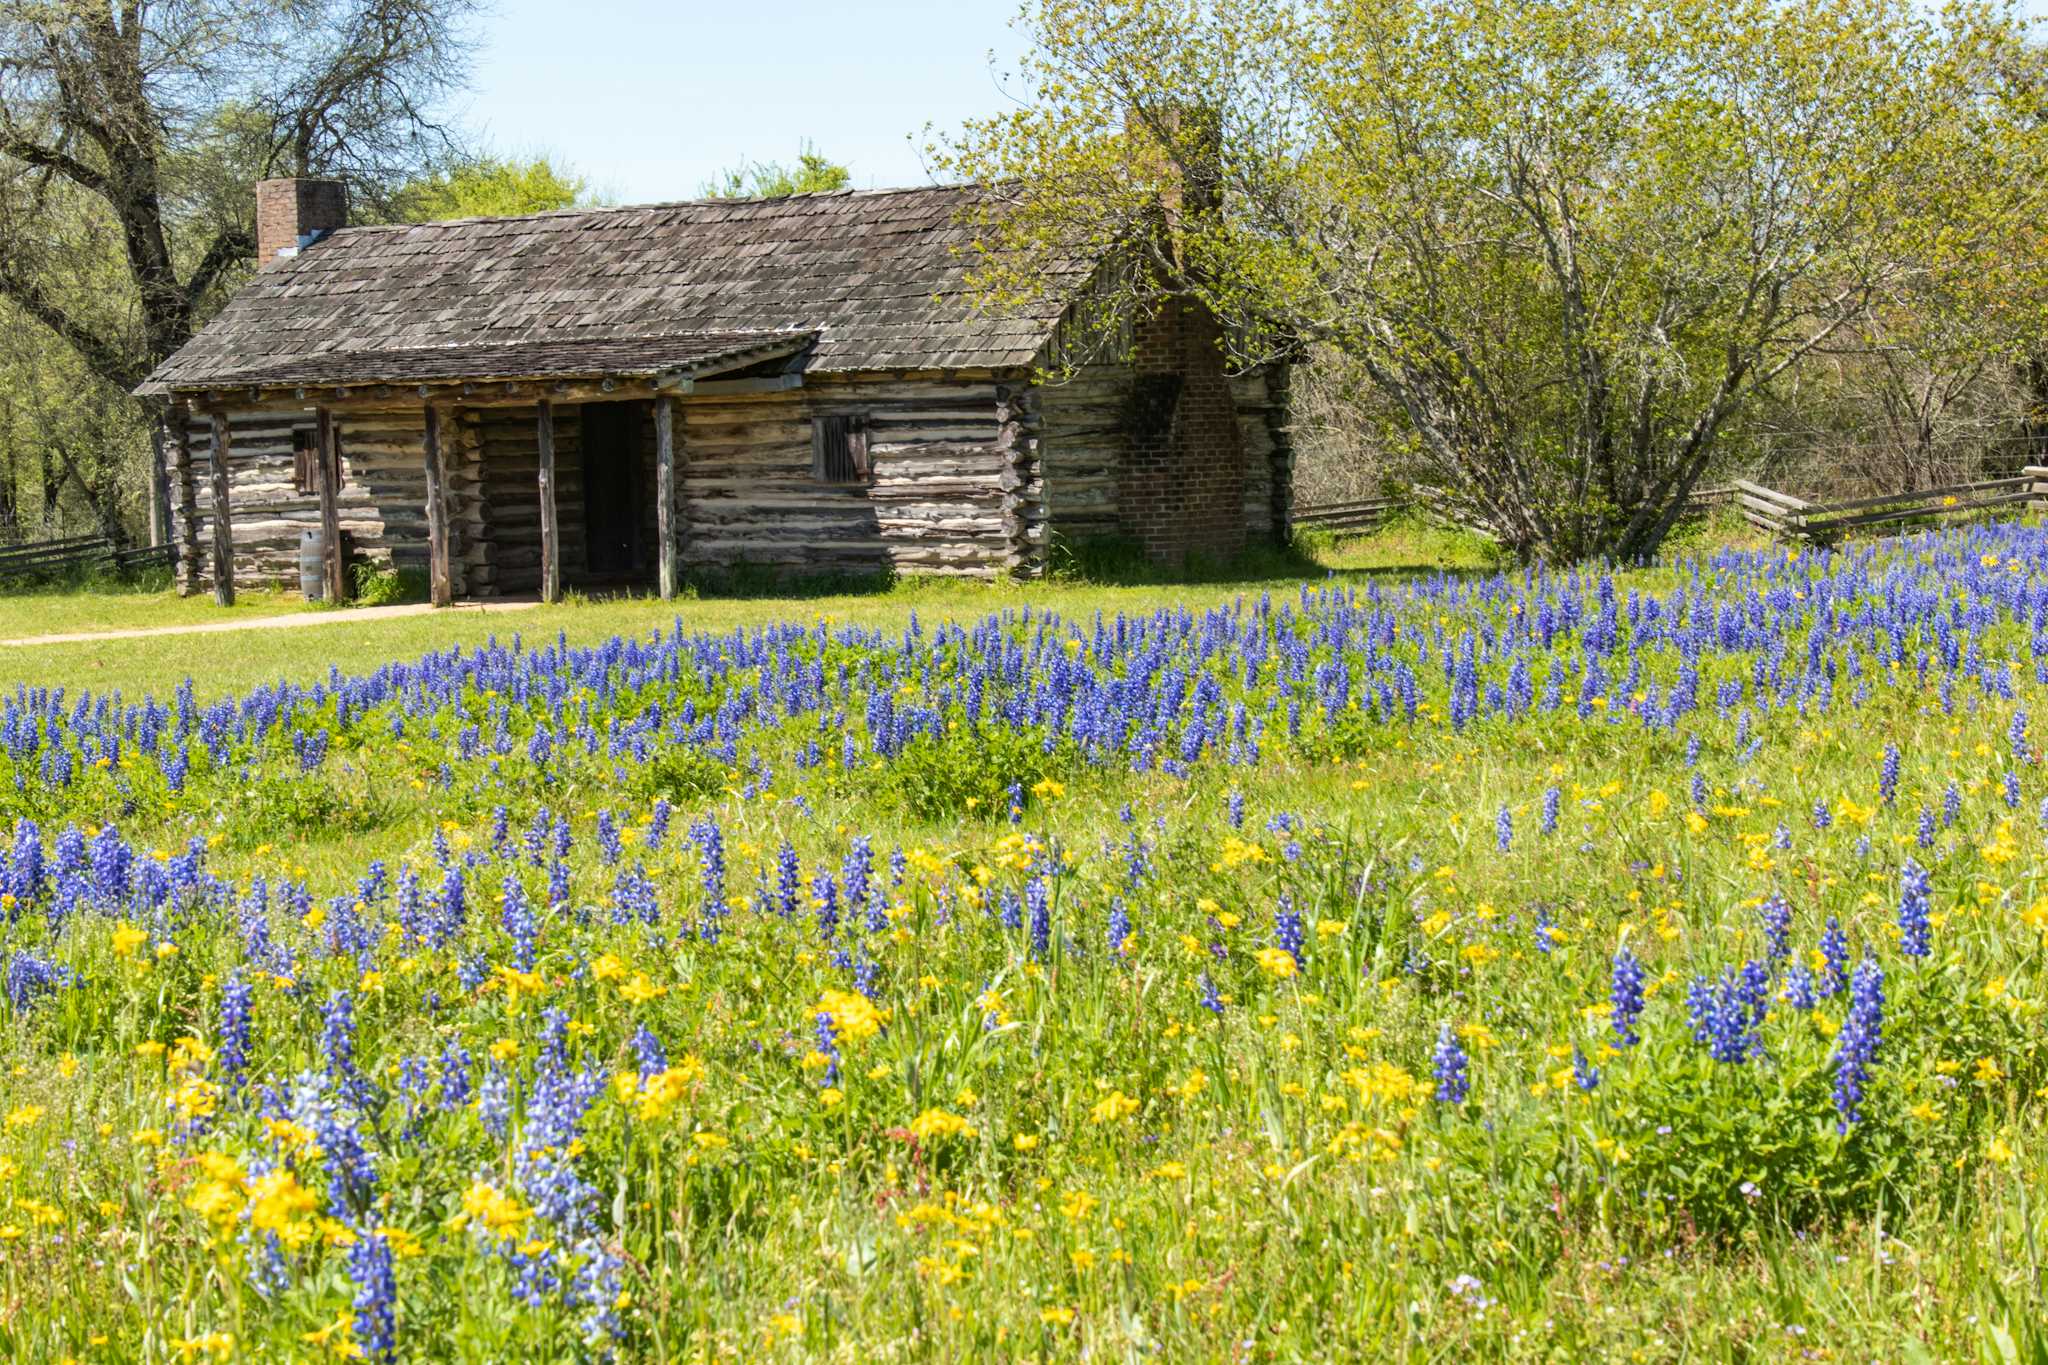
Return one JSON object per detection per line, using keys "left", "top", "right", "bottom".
{"left": 137, "top": 178, "right": 1294, "bottom": 605}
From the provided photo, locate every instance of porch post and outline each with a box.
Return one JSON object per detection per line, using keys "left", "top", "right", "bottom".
{"left": 315, "top": 406, "right": 347, "bottom": 603}
{"left": 655, "top": 394, "right": 677, "bottom": 600}
{"left": 206, "top": 407, "right": 235, "bottom": 606}
{"left": 171, "top": 408, "right": 200, "bottom": 596}
{"left": 422, "top": 403, "right": 453, "bottom": 607}
{"left": 537, "top": 398, "right": 561, "bottom": 604}
{"left": 146, "top": 415, "right": 169, "bottom": 548}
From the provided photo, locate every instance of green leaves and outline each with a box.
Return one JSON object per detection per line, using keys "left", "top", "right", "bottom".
{"left": 942, "top": 0, "right": 2046, "bottom": 561}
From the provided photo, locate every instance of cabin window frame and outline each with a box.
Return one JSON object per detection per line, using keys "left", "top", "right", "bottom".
{"left": 810, "top": 410, "right": 871, "bottom": 486}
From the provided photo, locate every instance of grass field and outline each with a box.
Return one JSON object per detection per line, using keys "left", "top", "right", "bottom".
{"left": 0, "top": 513, "right": 2043, "bottom": 1362}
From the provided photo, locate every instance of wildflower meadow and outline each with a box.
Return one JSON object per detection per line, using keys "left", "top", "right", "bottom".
{"left": 3, "top": 523, "right": 2048, "bottom": 1360}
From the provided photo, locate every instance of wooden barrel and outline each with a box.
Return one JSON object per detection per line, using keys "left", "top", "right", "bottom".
{"left": 299, "top": 528, "right": 325, "bottom": 601}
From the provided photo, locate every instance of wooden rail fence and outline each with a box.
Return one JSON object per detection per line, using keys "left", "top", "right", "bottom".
{"left": 0, "top": 536, "right": 175, "bottom": 584}
{"left": 1735, "top": 470, "right": 2048, "bottom": 544}
{"left": 1293, "top": 484, "right": 1736, "bottom": 533}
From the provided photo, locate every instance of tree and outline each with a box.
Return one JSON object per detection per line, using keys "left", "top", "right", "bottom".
{"left": 702, "top": 143, "right": 849, "bottom": 199}
{"left": 390, "top": 154, "right": 590, "bottom": 221}
{"left": 938, "top": 0, "right": 2046, "bottom": 562}
{"left": 0, "top": 0, "right": 479, "bottom": 394}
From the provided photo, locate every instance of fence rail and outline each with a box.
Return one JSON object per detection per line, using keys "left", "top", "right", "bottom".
{"left": 1291, "top": 496, "right": 1408, "bottom": 530}
{"left": 0, "top": 535, "right": 174, "bottom": 583}
{"left": 1735, "top": 470, "right": 2048, "bottom": 543}
{"left": 1293, "top": 485, "right": 1736, "bottom": 533}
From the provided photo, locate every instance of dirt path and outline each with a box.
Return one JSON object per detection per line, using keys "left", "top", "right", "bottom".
{"left": 0, "top": 599, "right": 540, "bottom": 648}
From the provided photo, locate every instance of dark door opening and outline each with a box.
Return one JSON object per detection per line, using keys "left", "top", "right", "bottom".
{"left": 581, "top": 402, "right": 643, "bottom": 578}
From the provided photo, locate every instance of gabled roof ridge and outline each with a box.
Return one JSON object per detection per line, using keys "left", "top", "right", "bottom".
{"left": 341, "top": 181, "right": 977, "bottom": 233}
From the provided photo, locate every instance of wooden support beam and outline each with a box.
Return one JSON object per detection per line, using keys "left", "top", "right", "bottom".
{"left": 655, "top": 394, "right": 678, "bottom": 600}
{"left": 537, "top": 397, "right": 560, "bottom": 604}
{"left": 314, "top": 406, "right": 346, "bottom": 603}
{"left": 146, "top": 417, "right": 169, "bottom": 549}
{"left": 170, "top": 411, "right": 199, "bottom": 596}
{"left": 422, "top": 403, "right": 453, "bottom": 607}
{"left": 206, "top": 409, "right": 235, "bottom": 606}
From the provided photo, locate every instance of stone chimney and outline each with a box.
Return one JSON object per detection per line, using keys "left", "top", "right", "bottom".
{"left": 255, "top": 178, "right": 348, "bottom": 270}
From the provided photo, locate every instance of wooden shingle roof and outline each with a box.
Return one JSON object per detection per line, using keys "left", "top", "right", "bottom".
{"left": 141, "top": 184, "right": 1084, "bottom": 396}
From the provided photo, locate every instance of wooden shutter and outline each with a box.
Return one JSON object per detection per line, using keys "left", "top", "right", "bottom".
{"left": 811, "top": 414, "right": 869, "bottom": 484}
{"left": 292, "top": 429, "right": 315, "bottom": 496}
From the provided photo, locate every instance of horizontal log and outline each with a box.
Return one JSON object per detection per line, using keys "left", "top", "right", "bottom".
{"left": 1732, "top": 479, "right": 1809, "bottom": 511}
{"left": 1801, "top": 487, "right": 2035, "bottom": 536}
{"left": 1804, "top": 476, "right": 2033, "bottom": 518}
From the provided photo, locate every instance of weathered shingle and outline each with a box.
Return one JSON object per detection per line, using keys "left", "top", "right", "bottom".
{"left": 141, "top": 184, "right": 1087, "bottom": 395}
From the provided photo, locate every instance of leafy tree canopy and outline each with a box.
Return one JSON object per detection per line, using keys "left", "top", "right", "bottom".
{"left": 937, "top": 0, "right": 2048, "bottom": 561}
{"left": 702, "top": 144, "right": 850, "bottom": 199}
{"left": 390, "top": 154, "right": 591, "bottom": 221}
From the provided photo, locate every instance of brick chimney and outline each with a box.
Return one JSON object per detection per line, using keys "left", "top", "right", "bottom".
{"left": 1117, "top": 103, "right": 1249, "bottom": 567}
{"left": 255, "top": 178, "right": 347, "bottom": 270}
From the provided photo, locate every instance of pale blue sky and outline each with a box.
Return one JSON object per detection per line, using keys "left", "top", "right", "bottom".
{"left": 458, "top": 0, "right": 1027, "bottom": 203}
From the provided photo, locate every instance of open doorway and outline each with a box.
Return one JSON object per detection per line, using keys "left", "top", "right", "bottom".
{"left": 581, "top": 401, "right": 645, "bottom": 579}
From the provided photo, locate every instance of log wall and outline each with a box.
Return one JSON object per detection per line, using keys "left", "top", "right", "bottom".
{"left": 676, "top": 373, "right": 1038, "bottom": 580}
{"left": 170, "top": 374, "right": 1048, "bottom": 594}
{"left": 173, "top": 404, "right": 485, "bottom": 597}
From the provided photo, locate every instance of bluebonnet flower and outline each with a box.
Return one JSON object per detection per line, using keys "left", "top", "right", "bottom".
{"left": 567, "top": 1235, "right": 627, "bottom": 1346}
{"left": 1541, "top": 785, "right": 1561, "bottom": 835}
{"left": 1571, "top": 1046, "right": 1600, "bottom": 1093}
{"left": 630, "top": 1025, "right": 667, "bottom": 1080}
{"left": 1818, "top": 916, "right": 1849, "bottom": 996}
{"left": 1198, "top": 971, "right": 1223, "bottom": 1014}
{"left": 1027, "top": 875, "right": 1051, "bottom": 959}
{"left": 1898, "top": 858, "right": 1932, "bottom": 958}
{"left": 1782, "top": 963, "right": 1817, "bottom": 1012}
{"left": 478, "top": 1063, "right": 511, "bottom": 1140}
{"left": 1495, "top": 805, "right": 1513, "bottom": 852}
{"left": 1917, "top": 805, "right": 1936, "bottom": 849}
{"left": 1879, "top": 743, "right": 1900, "bottom": 804}
{"left": 217, "top": 972, "right": 253, "bottom": 1096}
{"left": 2004, "top": 769, "right": 2022, "bottom": 810}
{"left": 812, "top": 871, "right": 839, "bottom": 943}
{"left": 3, "top": 950, "right": 73, "bottom": 1012}
{"left": 1432, "top": 1023, "right": 1470, "bottom": 1105}
{"left": 438, "top": 1042, "right": 473, "bottom": 1112}
{"left": 1226, "top": 789, "right": 1245, "bottom": 829}
{"left": 1758, "top": 894, "right": 1791, "bottom": 963}
{"left": 501, "top": 874, "right": 538, "bottom": 972}
{"left": 1811, "top": 799, "right": 1832, "bottom": 830}
{"left": 775, "top": 842, "right": 801, "bottom": 919}
{"left": 1942, "top": 780, "right": 1962, "bottom": 828}
{"left": 1274, "top": 893, "right": 1305, "bottom": 965}
{"left": 1610, "top": 946, "right": 1646, "bottom": 1047}
{"left": 1107, "top": 899, "right": 1132, "bottom": 958}
{"left": 1687, "top": 962, "right": 1768, "bottom": 1064}
{"left": 815, "top": 1012, "right": 841, "bottom": 1086}
{"left": 1832, "top": 955, "right": 1884, "bottom": 1131}
{"left": 320, "top": 991, "right": 375, "bottom": 1109}
{"left": 347, "top": 1224, "right": 397, "bottom": 1359}
{"left": 1532, "top": 905, "right": 1556, "bottom": 955}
